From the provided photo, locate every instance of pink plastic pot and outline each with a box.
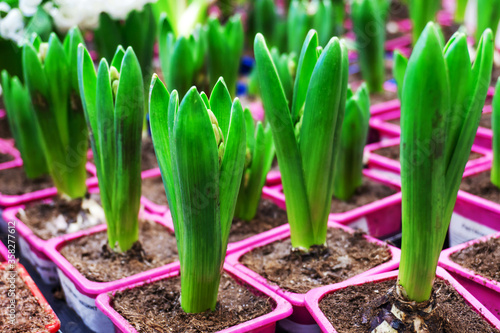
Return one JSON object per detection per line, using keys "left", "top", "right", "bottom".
{"left": 0, "top": 163, "right": 97, "bottom": 207}
{"left": 1, "top": 186, "right": 103, "bottom": 284}
{"left": 450, "top": 162, "right": 500, "bottom": 247}
{"left": 365, "top": 137, "right": 492, "bottom": 182}
{"left": 0, "top": 139, "right": 22, "bottom": 171}
{"left": 305, "top": 267, "right": 500, "bottom": 332}
{"left": 261, "top": 169, "right": 403, "bottom": 239}
{"left": 0, "top": 262, "right": 61, "bottom": 332}
{"left": 439, "top": 232, "right": 500, "bottom": 320}
{"left": 42, "top": 210, "right": 179, "bottom": 332}
{"left": 226, "top": 221, "right": 401, "bottom": 328}
{"left": 369, "top": 108, "right": 401, "bottom": 140}
{"left": 95, "top": 263, "right": 293, "bottom": 333}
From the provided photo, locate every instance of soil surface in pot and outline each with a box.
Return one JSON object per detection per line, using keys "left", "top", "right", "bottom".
{"left": 61, "top": 219, "right": 178, "bottom": 282}
{"left": 111, "top": 272, "right": 273, "bottom": 333}
{"left": 331, "top": 177, "right": 397, "bottom": 213}
{"left": 142, "top": 176, "right": 168, "bottom": 207}
{"left": 373, "top": 144, "right": 483, "bottom": 163}
{"left": 450, "top": 236, "right": 500, "bottom": 282}
{"left": 319, "top": 279, "right": 499, "bottom": 333}
{"left": 0, "top": 266, "right": 56, "bottom": 332}
{"left": 241, "top": 228, "right": 392, "bottom": 293}
{"left": 229, "top": 199, "right": 287, "bottom": 243}
{"left": 479, "top": 112, "right": 491, "bottom": 129}
{"left": 0, "top": 152, "right": 14, "bottom": 163}
{"left": 388, "top": 0, "right": 408, "bottom": 22}
{"left": 460, "top": 170, "right": 500, "bottom": 204}
{"left": 0, "top": 167, "right": 53, "bottom": 195}
{"left": 0, "top": 116, "right": 12, "bottom": 139}
{"left": 17, "top": 193, "right": 104, "bottom": 240}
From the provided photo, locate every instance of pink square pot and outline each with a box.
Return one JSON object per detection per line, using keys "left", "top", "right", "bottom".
{"left": 439, "top": 232, "right": 500, "bottom": 320}
{"left": 0, "top": 138, "right": 22, "bottom": 172}
{"left": 225, "top": 221, "right": 401, "bottom": 327}
{"left": 305, "top": 267, "right": 500, "bottom": 332}
{"left": 95, "top": 263, "right": 293, "bottom": 333}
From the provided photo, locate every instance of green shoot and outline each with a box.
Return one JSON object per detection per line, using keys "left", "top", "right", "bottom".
{"left": 158, "top": 14, "right": 205, "bottom": 98}
{"left": 206, "top": 15, "right": 244, "bottom": 98}
{"left": 492, "top": 78, "right": 500, "bottom": 188}
{"left": 234, "top": 109, "right": 275, "bottom": 221}
{"left": 150, "top": 77, "right": 246, "bottom": 313}
{"left": 78, "top": 45, "right": 144, "bottom": 252}
{"left": 393, "top": 49, "right": 408, "bottom": 101}
{"left": 22, "top": 28, "right": 88, "bottom": 199}
{"left": 333, "top": 84, "right": 370, "bottom": 201}
{"left": 398, "top": 23, "right": 493, "bottom": 302}
{"left": 455, "top": 0, "right": 468, "bottom": 22}
{"left": 351, "top": 0, "right": 389, "bottom": 93}
{"left": 255, "top": 30, "right": 348, "bottom": 251}
{"left": 476, "top": 0, "right": 500, "bottom": 44}
{"left": 408, "top": 0, "right": 440, "bottom": 44}
{"left": 152, "top": 0, "right": 208, "bottom": 36}
{"left": 1, "top": 71, "right": 48, "bottom": 178}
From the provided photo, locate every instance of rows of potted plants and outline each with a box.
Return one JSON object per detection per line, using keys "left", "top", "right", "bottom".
{"left": 0, "top": 0, "right": 500, "bottom": 332}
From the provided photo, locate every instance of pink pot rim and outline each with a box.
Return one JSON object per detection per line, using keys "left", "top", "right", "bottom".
{"left": 0, "top": 240, "right": 9, "bottom": 262}
{"left": 0, "top": 163, "right": 98, "bottom": 207}
{"left": 260, "top": 168, "right": 402, "bottom": 224}
{"left": 439, "top": 231, "right": 500, "bottom": 293}
{"left": 43, "top": 210, "right": 179, "bottom": 296}
{"left": 476, "top": 105, "right": 492, "bottom": 139}
{"left": 370, "top": 100, "right": 400, "bottom": 118}
{"left": 365, "top": 137, "right": 492, "bottom": 174}
{"left": 0, "top": 139, "right": 22, "bottom": 171}
{"left": 305, "top": 267, "right": 500, "bottom": 332}
{"left": 95, "top": 263, "right": 293, "bottom": 333}
{"left": 459, "top": 161, "right": 500, "bottom": 214}
{"left": 226, "top": 220, "right": 401, "bottom": 307}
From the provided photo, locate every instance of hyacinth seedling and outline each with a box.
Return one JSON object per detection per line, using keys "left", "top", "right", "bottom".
{"left": 408, "top": 0, "right": 440, "bottom": 44}
{"left": 476, "top": 0, "right": 500, "bottom": 44}
{"left": 234, "top": 109, "right": 275, "bottom": 221}
{"left": 255, "top": 30, "right": 348, "bottom": 251}
{"left": 351, "top": 0, "right": 389, "bottom": 93}
{"left": 1, "top": 71, "right": 48, "bottom": 179}
{"left": 398, "top": 23, "right": 493, "bottom": 304}
{"left": 333, "top": 84, "right": 370, "bottom": 201}
{"left": 158, "top": 14, "right": 205, "bottom": 98}
{"left": 392, "top": 49, "right": 408, "bottom": 101}
{"left": 22, "top": 28, "right": 88, "bottom": 199}
{"left": 78, "top": 45, "right": 144, "bottom": 252}
{"left": 206, "top": 15, "right": 244, "bottom": 98}
{"left": 150, "top": 77, "right": 246, "bottom": 313}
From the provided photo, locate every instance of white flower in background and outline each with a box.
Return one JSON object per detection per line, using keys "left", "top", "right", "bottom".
{"left": 0, "top": 8, "right": 26, "bottom": 44}
{"left": 19, "top": 0, "right": 42, "bottom": 17}
{"left": 45, "top": 0, "right": 154, "bottom": 32}
{"left": 0, "top": 2, "right": 11, "bottom": 13}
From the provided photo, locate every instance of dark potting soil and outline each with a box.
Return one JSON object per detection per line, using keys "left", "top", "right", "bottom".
{"left": 319, "top": 279, "right": 499, "bottom": 333}
{"left": 142, "top": 176, "right": 168, "bottom": 207}
{"left": 348, "top": 62, "right": 398, "bottom": 105}
{"left": 0, "top": 116, "right": 12, "bottom": 139}
{"left": 17, "top": 193, "right": 103, "bottom": 240}
{"left": 441, "top": 23, "right": 463, "bottom": 42}
{"left": 111, "top": 273, "right": 273, "bottom": 333}
{"left": 460, "top": 170, "right": 500, "bottom": 204}
{"left": 142, "top": 137, "right": 159, "bottom": 171}
{"left": 450, "top": 236, "right": 500, "bottom": 283}
{"left": 0, "top": 167, "right": 53, "bottom": 195}
{"left": 0, "top": 152, "right": 14, "bottom": 163}
{"left": 479, "top": 112, "right": 491, "bottom": 129}
{"left": 228, "top": 199, "right": 288, "bottom": 244}
{"left": 60, "top": 219, "right": 178, "bottom": 282}
{"left": 387, "top": 117, "right": 401, "bottom": 126}
{"left": 388, "top": 0, "right": 409, "bottom": 22}
{"left": 0, "top": 266, "right": 56, "bottom": 332}
{"left": 241, "top": 228, "right": 392, "bottom": 294}
{"left": 331, "top": 177, "right": 397, "bottom": 213}
{"left": 373, "top": 144, "right": 483, "bottom": 163}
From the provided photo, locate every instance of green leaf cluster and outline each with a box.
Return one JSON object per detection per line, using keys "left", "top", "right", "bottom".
{"left": 1, "top": 71, "right": 48, "bottom": 178}
{"left": 255, "top": 30, "right": 348, "bottom": 251}
{"left": 476, "top": 0, "right": 500, "bottom": 44}
{"left": 77, "top": 46, "right": 144, "bottom": 252}
{"left": 398, "top": 22, "right": 493, "bottom": 302}
{"left": 150, "top": 77, "right": 246, "bottom": 313}
{"left": 333, "top": 84, "right": 370, "bottom": 201}
{"left": 408, "top": 0, "right": 440, "bottom": 44}
{"left": 492, "top": 78, "right": 500, "bottom": 188}
{"left": 351, "top": 0, "right": 389, "bottom": 92}
{"left": 22, "top": 28, "right": 88, "bottom": 199}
